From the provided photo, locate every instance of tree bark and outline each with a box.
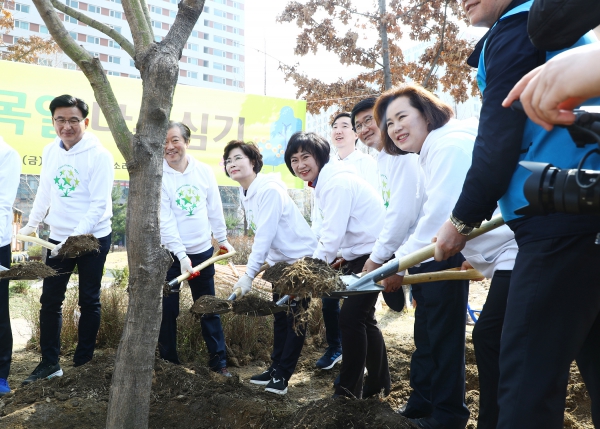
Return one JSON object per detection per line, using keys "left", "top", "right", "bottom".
{"left": 378, "top": 0, "right": 392, "bottom": 90}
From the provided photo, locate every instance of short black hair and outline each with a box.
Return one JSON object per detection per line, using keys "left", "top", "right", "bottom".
{"left": 222, "top": 140, "right": 263, "bottom": 177}
{"left": 49, "top": 94, "right": 89, "bottom": 118}
{"left": 350, "top": 98, "right": 377, "bottom": 128}
{"left": 331, "top": 112, "right": 352, "bottom": 127}
{"left": 168, "top": 121, "right": 192, "bottom": 144}
{"left": 284, "top": 132, "right": 330, "bottom": 176}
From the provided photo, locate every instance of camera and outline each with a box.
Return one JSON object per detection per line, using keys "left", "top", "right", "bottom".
{"left": 512, "top": 101, "right": 600, "bottom": 216}
{"left": 516, "top": 161, "right": 600, "bottom": 215}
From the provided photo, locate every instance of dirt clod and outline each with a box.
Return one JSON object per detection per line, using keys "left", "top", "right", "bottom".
{"left": 261, "top": 262, "right": 290, "bottom": 283}
{"left": 190, "top": 295, "right": 231, "bottom": 316}
{"left": 59, "top": 234, "right": 100, "bottom": 258}
{"left": 0, "top": 261, "right": 57, "bottom": 280}
{"left": 232, "top": 294, "right": 278, "bottom": 316}
{"left": 273, "top": 257, "right": 343, "bottom": 298}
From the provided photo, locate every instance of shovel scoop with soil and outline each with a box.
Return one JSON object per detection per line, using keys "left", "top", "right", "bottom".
{"left": 0, "top": 262, "right": 58, "bottom": 280}
{"left": 58, "top": 234, "right": 100, "bottom": 258}
{"left": 271, "top": 257, "right": 344, "bottom": 298}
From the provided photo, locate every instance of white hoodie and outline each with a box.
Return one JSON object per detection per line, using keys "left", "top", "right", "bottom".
{"left": 313, "top": 160, "right": 384, "bottom": 263}
{"left": 461, "top": 207, "right": 517, "bottom": 278}
{"left": 0, "top": 137, "right": 20, "bottom": 247}
{"left": 160, "top": 155, "right": 227, "bottom": 259}
{"left": 395, "top": 118, "right": 479, "bottom": 269}
{"left": 28, "top": 132, "right": 114, "bottom": 241}
{"left": 241, "top": 173, "right": 317, "bottom": 278}
{"left": 370, "top": 150, "right": 424, "bottom": 264}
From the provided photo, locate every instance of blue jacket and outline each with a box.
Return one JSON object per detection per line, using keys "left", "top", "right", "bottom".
{"left": 453, "top": 0, "right": 600, "bottom": 244}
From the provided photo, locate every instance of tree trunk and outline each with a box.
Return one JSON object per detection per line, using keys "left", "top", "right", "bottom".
{"left": 379, "top": 0, "right": 392, "bottom": 90}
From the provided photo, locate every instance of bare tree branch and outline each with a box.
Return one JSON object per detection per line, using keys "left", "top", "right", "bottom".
{"left": 122, "top": 0, "right": 154, "bottom": 50}
{"left": 50, "top": 0, "right": 135, "bottom": 57}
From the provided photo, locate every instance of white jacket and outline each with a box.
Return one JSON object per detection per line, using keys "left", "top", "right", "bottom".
{"left": 461, "top": 207, "right": 517, "bottom": 278}
{"left": 241, "top": 173, "right": 317, "bottom": 278}
{"left": 370, "top": 150, "right": 424, "bottom": 264}
{"left": 28, "top": 132, "right": 114, "bottom": 241}
{"left": 160, "top": 155, "right": 227, "bottom": 259}
{"left": 313, "top": 161, "right": 384, "bottom": 263}
{"left": 395, "top": 119, "right": 479, "bottom": 269}
{"left": 0, "top": 137, "right": 20, "bottom": 247}
{"left": 311, "top": 149, "right": 379, "bottom": 239}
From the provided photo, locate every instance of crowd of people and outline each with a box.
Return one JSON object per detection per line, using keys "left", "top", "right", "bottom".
{"left": 1, "top": 0, "right": 600, "bottom": 428}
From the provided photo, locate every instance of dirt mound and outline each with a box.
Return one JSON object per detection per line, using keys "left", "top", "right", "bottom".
{"left": 0, "top": 262, "right": 57, "bottom": 280}
{"left": 59, "top": 234, "right": 100, "bottom": 258}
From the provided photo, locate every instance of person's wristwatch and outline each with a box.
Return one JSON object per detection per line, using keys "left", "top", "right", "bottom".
{"left": 449, "top": 213, "right": 481, "bottom": 236}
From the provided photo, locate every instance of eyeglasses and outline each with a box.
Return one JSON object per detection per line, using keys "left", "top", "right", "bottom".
{"left": 354, "top": 116, "right": 374, "bottom": 133}
{"left": 224, "top": 155, "right": 247, "bottom": 166}
{"left": 53, "top": 117, "right": 85, "bottom": 126}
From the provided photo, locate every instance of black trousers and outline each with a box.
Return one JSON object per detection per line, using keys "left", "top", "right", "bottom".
{"left": 407, "top": 254, "right": 470, "bottom": 429}
{"left": 40, "top": 234, "right": 111, "bottom": 365}
{"left": 472, "top": 269, "right": 512, "bottom": 429}
{"left": 270, "top": 293, "right": 309, "bottom": 381}
{"left": 159, "top": 248, "right": 227, "bottom": 370}
{"left": 335, "top": 255, "right": 390, "bottom": 399}
{"left": 497, "top": 233, "right": 600, "bottom": 429}
{"left": 0, "top": 244, "right": 12, "bottom": 379}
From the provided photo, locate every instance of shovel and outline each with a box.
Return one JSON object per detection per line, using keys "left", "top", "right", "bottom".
{"left": 16, "top": 234, "right": 83, "bottom": 258}
{"left": 329, "top": 215, "right": 505, "bottom": 297}
{"left": 167, "top": 246, "right": 237, "bottom": 292}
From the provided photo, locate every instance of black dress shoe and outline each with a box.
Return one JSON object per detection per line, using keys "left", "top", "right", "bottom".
{"left": 396, "top": 403, "right": 431, "bottom": 419}
{"left": 408, "top": 416, "right": 447, "bottom": 429}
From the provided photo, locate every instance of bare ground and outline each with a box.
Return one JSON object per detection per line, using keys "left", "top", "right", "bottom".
{"left": 2, "top": 264, "right": 593, "bottom": 429}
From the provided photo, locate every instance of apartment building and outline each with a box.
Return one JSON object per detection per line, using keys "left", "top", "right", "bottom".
{"left": 1, "top": 0, "right": 246, "bottom": 91}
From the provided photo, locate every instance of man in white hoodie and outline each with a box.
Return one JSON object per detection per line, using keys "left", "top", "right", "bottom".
{"left": 0, "top": 137, "right": 20, "bottom": 396}
{"left": 20, "top": 95, "right": 114, "bottom": 385}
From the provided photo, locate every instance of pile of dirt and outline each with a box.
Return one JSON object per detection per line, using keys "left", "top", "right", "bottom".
{"left": 273, "top": 257, "right": 344, "bottom": 298}
{"left": 232, "top": 294, "right": 279, "bottom": 316}
{"left": 0, "top": 262, "right": 57, "bottom": 280}
{"left": 190, "top": 295, "right": 231, "bottom": 316}
{"left": 261, "top": 262, "right": 290, "bottom": 283}
{"left": 59, "top": 234, "right": 100, "bottom": 258}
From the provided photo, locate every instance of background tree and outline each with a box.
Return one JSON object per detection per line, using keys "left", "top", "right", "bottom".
{"left": 27, "top": 0, "right": 205, "bottom": 426}
{"left": 278, "top": 0, "right": 477, "bottom": 114}
{"left": 111, "top": 186, "right": 127, "bottom": 247}
{"left": 0, "top": 0, "right": 59, "bottom": 62}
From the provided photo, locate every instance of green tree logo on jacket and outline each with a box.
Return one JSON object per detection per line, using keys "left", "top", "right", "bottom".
{"left": 54, "top": 164, "right": 80, "bottom": 197}
{"left": 175, "top": 184, "right": 201, "bottom": 216}
{"left": 380, "top": 173, "right": 390, "bottom": 209}
{"left": 247, "top": 210, "right": 257, "bottom": 232}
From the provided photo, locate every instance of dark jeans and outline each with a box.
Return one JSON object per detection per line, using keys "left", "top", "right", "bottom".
{"left": 40, "top": 234, "right": 111, "bottom": 365}
{"left": 335, "top": 255, "right": 390, "bottom": 399}
{"left": 498, "top": 234, "right": 600, "bottom": 429}
{"left": 407, "top": 254, "right": 470, "bottom": 429}
{"left": 270, "top": 293, "right": 309, "bottom": 381}
{"left": 321, "top": 297, "right": 341, "bottom": 350}
{"left": 159, "top": 247, "right": 227, "bottom": 370}
{"left": 0, "top": 244, "right": 12, "bottom": 379}
{"left": 472, "top": 270, "right": 512, "bottom": 429}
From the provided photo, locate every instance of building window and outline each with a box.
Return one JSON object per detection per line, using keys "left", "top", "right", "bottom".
{"left": 111, "top": 25, "right": 122, "bottom": 33}
{"left": 88, "top": 5, "right": 100, "bottom": 13}
{"left": 38, "top": 58, "right": 52, "bottom": 66}
{"left": 87, "top": 35, "right": 100, "bottom": 44}
{"left": 213, "top": 22, "right": 224, "bottom": 31}
{"left": 213, "top": 62, "right": 225, "bottom": 71}
{"left": 203, "top": 74, "right": 209, "bottom": 81}
{"left": 108, "top": 55, "right": 120, "bottom": 64}
{"left": 154, "top": 35, "right": 161, "bottom": 42}
{"left": 202, "top": 60, "right": 209, "bottom": 67}
{"left": 232, "top": 66, "right": 239, "bottom": 74}
{"left": 151, "top": 20, "right": 161, "bottom": 28}
{"left": 187, "top": 42, "right": 198, "bottom": 51}
{"left": 213, "top": 49, "right": 225, "bottom": 57}
{"left": 169, "top": 10, "right": 176, "bottom": 17}
{"left": 65, "top": 0, "right": 78, "bottom": 8}
{"left": 14, "top": 20, "right": 29, "bottom": 30}
{"left": 150, "top": 5, "right": 161, "bottom": 14}
{"left": 40, "top": 25, "right": 49, "bottom": 34}
{"left": 110, "top": 0, "right": 122, "bottom": 4}
{"left": 64, "top": 14, "right": 77, "bottom": 23}
{"left": 110, "top": 10, "right": 122, "bottom": 19}
{"left": 88, "top": 51, "right": 99, "bottom": 58}
{"left": 63, "top": 62, "right": 76, "bottom": 70}
{"left": 204, "top": 33, "right": 209, "bottom": 40}
{"left": 214, "top": 35, "right": 225, "bottom": 44}
{"left": 187, "top": 71, "right": 197, "bottom": 79}
{"left": 203, "top": 6, "right": 209, "bottom": 13}
{"left": 107, "top": 70, "right": 120, "bottom": 76}
{"left": 213, "top": 76, "right": 224, "bottom": 84}
{"left": 15, "top": 3, "right": 30, "bottom": 13}
{"left": 109, "top": 40, "right": 121, "bottom": 49}
{"left": 187, "top": 57, "right": 199, "bottom": 65}
{"left": 69, "top": 31, "right": 77, "bottom": 39}
{"left": 130, "top": 59, "right": 135, "bottom": 67}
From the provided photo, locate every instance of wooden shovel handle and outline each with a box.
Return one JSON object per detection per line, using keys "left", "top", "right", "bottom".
{"left": 401, "top": 268, "right": 484, "bottom": 285}
{"left": 16, "top": 234, "right": 56, "bottom": 250}
{"left": 171, "top": 248, "right": 237, "bottom": 286}
{"left": 396, "top": 215, "right": 505, "bottom": 273}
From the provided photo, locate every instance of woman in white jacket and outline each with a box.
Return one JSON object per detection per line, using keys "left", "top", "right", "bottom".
{"left": 160, "top": 122, "right": 233, "bottom": 375}
{"left": 223, "top": 141, "right": 317, "bottom": 395}
{"left": 373, "top": 84, "right": 476, "bottom": 429}
{"left": 284, "top": 132, "right": 390, "bottom": 400}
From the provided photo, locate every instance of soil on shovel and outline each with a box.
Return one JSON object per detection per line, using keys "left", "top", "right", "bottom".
{"left": 58, "top": 234, "right": 100, "bottom": 258}
{"left": 0, "top": 261, "right": 57, "bottom": 280}
{"left": 261, "top": 262, "right": 290, "bottom": 284}
{"left": 232, "top": 294, "right": 278, "bottom": 316}
{"left": 190, "top": 295, "right": 231, "bottom": 316}
{"left": 273, "top": 257, "right": 344, "bottom": 298}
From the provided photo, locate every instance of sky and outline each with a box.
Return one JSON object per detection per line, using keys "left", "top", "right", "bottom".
{"left": 242, "top": 2, "right": 488, "bottom": 102}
